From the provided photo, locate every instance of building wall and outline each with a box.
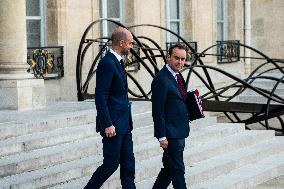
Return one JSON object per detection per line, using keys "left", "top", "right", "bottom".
{"left": 5, "top": 0, "right": 281, "bottom": 101}
{"left": 45, "top": 0, "right": 100, "bottom": 101}
{"left": 191, "top": 0, "right": 216, "bottom": 63}
{"left": 251, "top": 0, "right": 284, "bottom": 70}
{"left": 227, "top": 0, "right": 244, "bottom": 42}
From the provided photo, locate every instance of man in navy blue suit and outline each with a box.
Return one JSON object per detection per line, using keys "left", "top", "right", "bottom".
{"left": 84, "top": 27, "right": 136, "bottom": 189}
{"left": 151, "top": 43, "right": 189, "bottom": 189}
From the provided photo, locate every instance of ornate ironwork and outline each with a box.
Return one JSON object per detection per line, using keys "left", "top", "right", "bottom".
{"left": 216, "top": 40, "right": 240, "bottom": 63}
{"left": 27, "top": 46, "right": 64, "bottom": 79}
{"left": 76, "top": 19, "right": 284, "bottom": 134}
{"left": 191, "top": 42, "right": 284, "bottom": 134}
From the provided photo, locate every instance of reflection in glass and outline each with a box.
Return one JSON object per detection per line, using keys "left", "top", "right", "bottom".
{"left": 108, "top": 0, "right": 120, "bottom": 18}
{"left": 170, "top": 0, "right": 179, "bottom": 19}
{"left": 26, "top": 20, "right": 41, "bottom": 47}
{"left": 26, "top": 0, "right": 40, "bottom": 16}
{"left": 170, "top": 22, "right": 180, "bottom": 42}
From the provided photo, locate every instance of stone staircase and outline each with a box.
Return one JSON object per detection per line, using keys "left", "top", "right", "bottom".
{"left": 233, "top": 72, "right": 284, "bottom": 104}
{"left": 0, "top": 101, "right": 284, "bottom": 189}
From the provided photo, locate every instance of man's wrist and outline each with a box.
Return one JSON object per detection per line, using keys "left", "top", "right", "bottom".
{"left": 158, "top": 137, "right": 166, "bottom": 142}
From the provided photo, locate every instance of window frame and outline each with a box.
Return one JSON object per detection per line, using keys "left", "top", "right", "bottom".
{"left": 26, "top": 0, "right": 46, "bottom": 47}
{"left": 100, "top": 0, "right": 125, "bottom": 38}
{"left": 166, "top": 0, "right": 184, "bottom": 43}
{"left": 217, "top": 0, "right": 228, "bottom": 41}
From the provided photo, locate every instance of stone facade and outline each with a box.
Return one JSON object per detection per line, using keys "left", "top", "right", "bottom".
{"left": 0, "top": 0, "right": 283, "bottom": 105}
{"left": 0, "top": 0, "right": 46, "bottom": 110}
{"left": 251, "top": 0, "right": 284, "bottom": 70}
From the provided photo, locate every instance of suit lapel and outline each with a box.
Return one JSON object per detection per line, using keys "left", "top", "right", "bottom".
{"left": 109, "top": 52, "right": 128, "bottom": 89}
{"left": 163, "top": 66, "right": 184, "bottom": 100}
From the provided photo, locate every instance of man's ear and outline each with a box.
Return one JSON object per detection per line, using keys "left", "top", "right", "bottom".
{"left": 166, "top": 54, "right": 170, "bottom": 59}
{"left": 119, "top": 40, "right": 124, "bottom": 47}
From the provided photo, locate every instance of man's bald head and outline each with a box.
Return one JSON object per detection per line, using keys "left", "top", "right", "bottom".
{"left": 111, "top": 27, "right": 134, "bottom": 55}
{"left": 111, "top": 27, "right": 130, "bottom": 46}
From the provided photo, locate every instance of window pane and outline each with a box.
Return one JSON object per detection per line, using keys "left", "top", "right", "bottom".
{"left": 99, "top": 0, "right": 121, "bottom": 38}
{"left": 108, "top": 22, "right": 118, "bottom": 36}
{"left": 100, "top": 22, "right": 104, "bottom": 36}
{"left": 217, "top": 0, "right": 223, "bottom": 20}
{"left": 26, "top": 20, "right": 41, "bottom": 47}
{"left": 107, "top": 0, "right": 120, "bottom": 18}
{"left": 170, "top": 0, "right": 179, "bottom": 19}
{"left": 217, "top": 23, "right": 224, "bottom": 41}
{"left": 99, "top": 0, "right": 103, "bottom": 18}
{"left": 26, "top": 0, "right": 40, "bottom": 16}
{"left": 170, "top": 22, "right": 180, "bottom": 42}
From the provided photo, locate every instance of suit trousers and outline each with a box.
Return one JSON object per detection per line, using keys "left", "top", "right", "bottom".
{"left": 152, "top": 138, "right": 186, "bottom": 189}
{"left": 84, "top": 132, "right": 136, "bottom": 189}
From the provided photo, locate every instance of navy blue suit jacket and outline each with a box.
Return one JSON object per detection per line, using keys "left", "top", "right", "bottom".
{"left": 151, "top": 65, "right": 190, "bottom": 139}
{"left": 95, "top": 51, "right": 133, "bottom": 134}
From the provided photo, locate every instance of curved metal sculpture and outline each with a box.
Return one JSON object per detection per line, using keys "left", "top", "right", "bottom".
{"left": 192, "top": 42, "right": 284, "bottom": 133}
{"left": 76, "top": 19, "right": 284, "bottom": 134}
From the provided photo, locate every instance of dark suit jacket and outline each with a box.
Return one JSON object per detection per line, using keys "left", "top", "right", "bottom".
{"left": 151, "top": 65, "right": 190, "bottom": 139}
{"left": 95, "top": 51, "right": 133, "bottom": 134}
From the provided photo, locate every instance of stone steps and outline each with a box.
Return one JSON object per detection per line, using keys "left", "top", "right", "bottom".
{"left": 250, "top": 175, "right": 284, "bottom": 189}
{"left": 0, "top": 123, "right": 157, "bottom": 179}
{"left": 0, "top": 123, "right": 97, "bottom": 158}
{"left": 0, "top": 109, "right": 153, "bottom": 158}
{"left": 135, "top": 130, "right": 278, "bottom": 189}
{"left": 45, "top": 127, "right": 279, "bottom": 189}
{"left": 238, "top": 89, "right": 284, "bottom": 96}
{"left": 188, "top": 136, "right": 284, "bottom": 186}
{"left": 135, "top": 123, "right": 245, "bottom": 161}
{"left": 0, "top": 101, "right": 153, "bottom": 140}
{"left": 0, "top": 121, "right": 240, "bottom": 188}
{"left": 232, "top": 76, "right": 284, "bottom": 104}
{"left": 0, "top": 136, "right": 100, "bottom": 178}
{"left": 192, "top": 151, "right": 284, "bottom": 189}
{"left": 166, "top": 137, "right": 284, "bottom": 189}
{"left": 0, "top": 109, "right": 96, "bottom": 140}
{"left": 234, "top": 95, "right": 284, "bottom": 104}
{"left": 0, "top": 117, "right": 217, "bottom": 181}
{"left": 0, "top": 101, "right": 283, "bottom": 189}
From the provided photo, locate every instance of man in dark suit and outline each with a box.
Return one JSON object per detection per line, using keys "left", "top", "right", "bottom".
{"left": 151, "top": 43, "right": 189, "bottom": 189}
{"left": 84, "top": 27, "right": 136, "bottom": 189}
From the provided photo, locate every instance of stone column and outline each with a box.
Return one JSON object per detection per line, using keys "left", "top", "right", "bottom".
{"left": 244, "top": 0, "right": 252, "bottom": 74}
{"left": 0, "top": 0, "right": 46, "bottom": 110}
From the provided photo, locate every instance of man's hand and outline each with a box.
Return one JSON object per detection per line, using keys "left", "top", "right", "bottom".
{"left": 105, "top": 125, "right": 116, "bottom": 137}
{"left": 160, "top": 139, "right": 168, "bottom": 149}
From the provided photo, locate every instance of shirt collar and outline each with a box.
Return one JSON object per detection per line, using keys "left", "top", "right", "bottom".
{"left": 110, "top": 48, "right": 123, "bottom": 62}
{"left": 166, "top": 64, "right": 178, "bottom": 79}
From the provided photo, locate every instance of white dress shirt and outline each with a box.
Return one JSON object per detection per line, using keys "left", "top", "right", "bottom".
{"left": 109, "top": 48, "right": 123, "bottom": 63}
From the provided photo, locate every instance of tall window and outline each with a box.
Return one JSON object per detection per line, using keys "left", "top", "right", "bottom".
{"left": 26, "top": 0, "right": 46, "bottom": 47}
{"left": 166, "top": 0, "right": 183, "bottom": 42}
{"left": 217, "top": 0, "right": 228, "bottom": 41}
{"left": 99, "top": 0, "right": 124, "bottom": 38}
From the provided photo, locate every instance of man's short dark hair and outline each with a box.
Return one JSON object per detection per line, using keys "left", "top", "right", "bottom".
{"left": 168, "top": 43, "right": 187, "bottom": 55}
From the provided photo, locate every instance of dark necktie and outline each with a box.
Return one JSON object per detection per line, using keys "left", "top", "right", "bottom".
{"left": 176, "top": 73, "right": 187, "bottom": 98}
{"left": 120, "top": 59, "right": 128, "bottom": 88}
{"left": 120, "top": 59, "right": 126, "bottom": 74}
